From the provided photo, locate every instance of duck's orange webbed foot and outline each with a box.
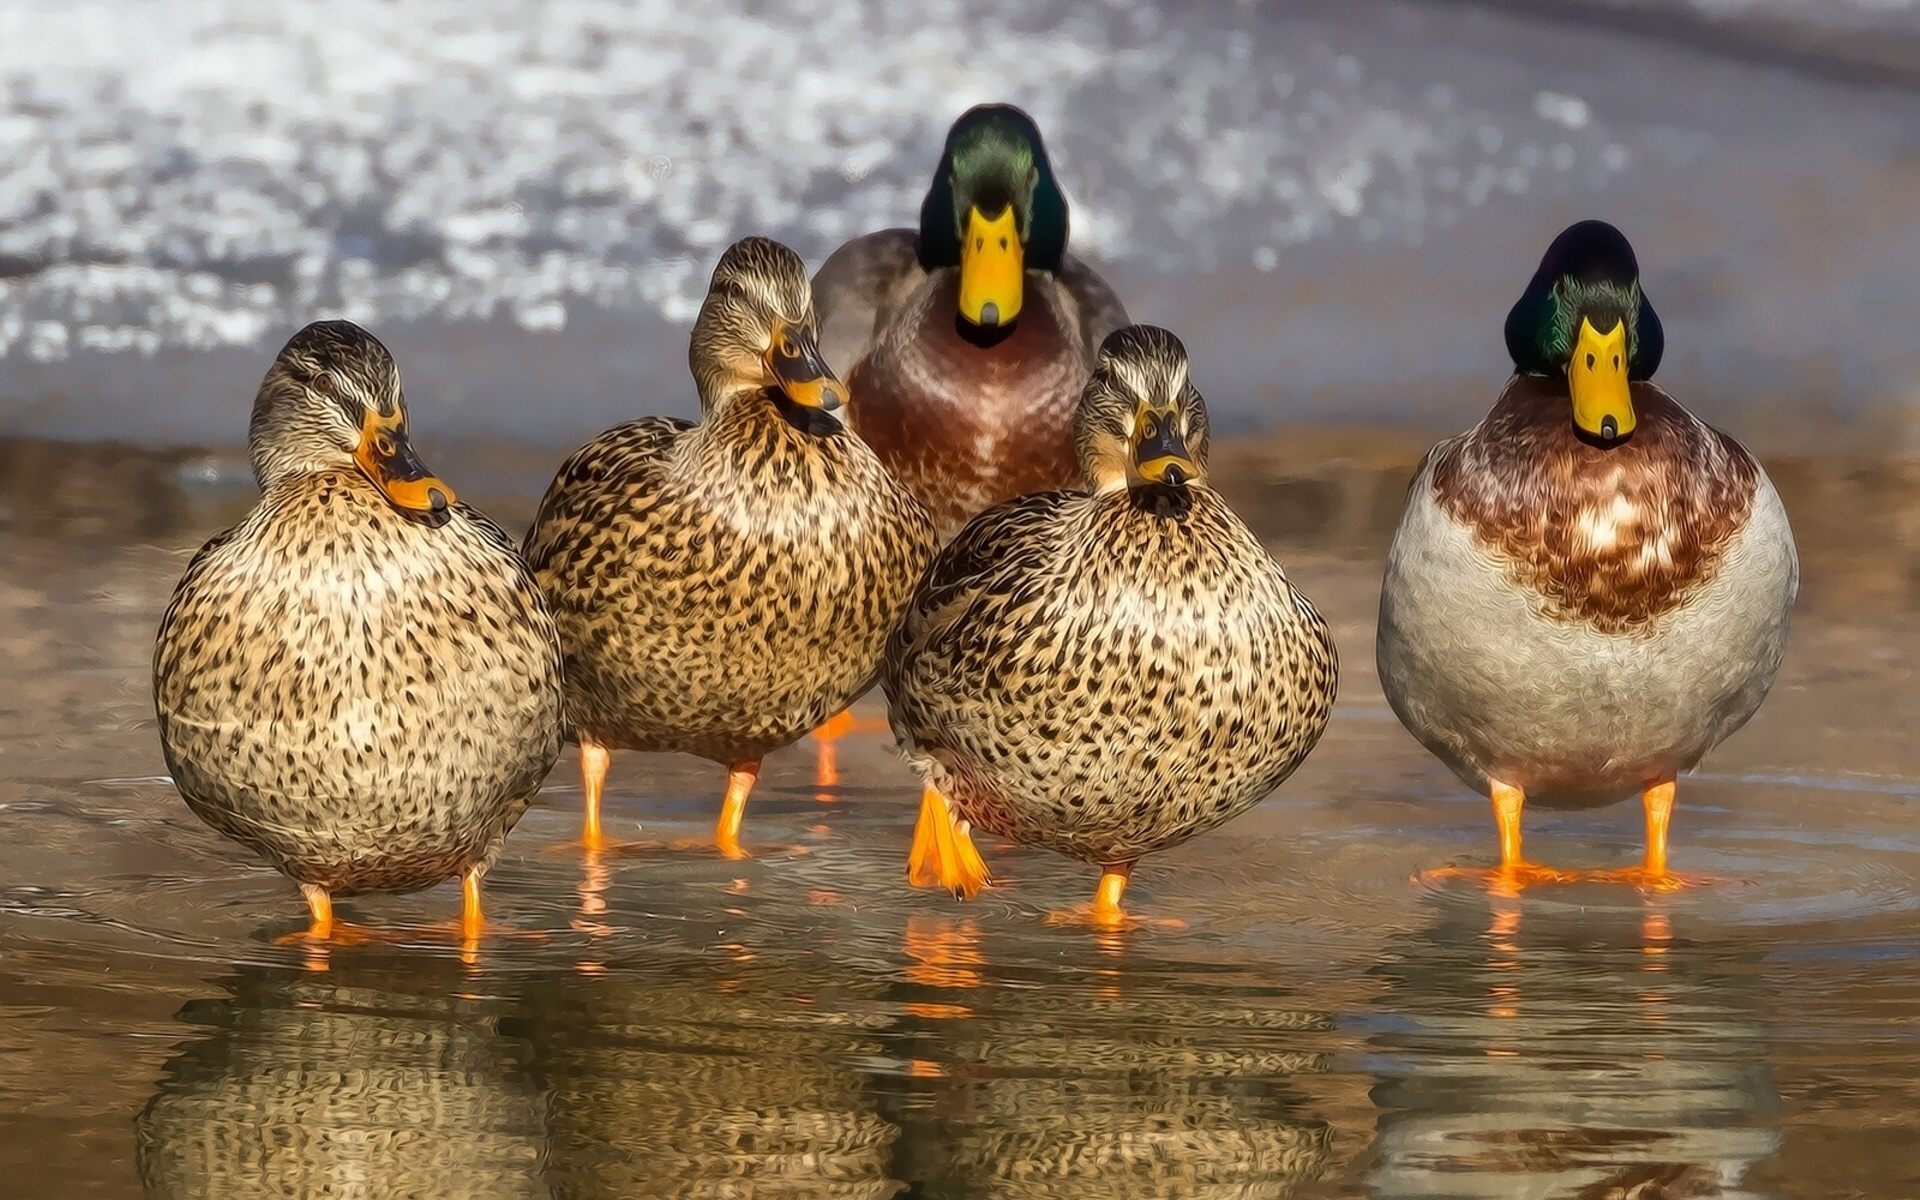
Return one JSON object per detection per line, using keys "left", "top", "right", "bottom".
{"left": 1417, "top": 861, "right": 1581, "bottom": 897}
{"left": 905, "top": 785, "right": 991, "bottom": 899}
{"left": 1044, "top": 862, "right": 1187, "bottom": 930}
{"left": 1417, "top": 781, "right": 1579, "bottom": 896}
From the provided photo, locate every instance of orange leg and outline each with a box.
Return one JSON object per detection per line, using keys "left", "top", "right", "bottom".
{"left": 1421, "top": 781, "right": 1575, "bottom": 895}
{"left": 300, "top": 882, "right": 333, "bottom": 939}
{"left": 1046, "top": 860, "right": 1186, "bottom": 930}
{"left": 905, "top": 785, "right": 990, "bottom": 899}
{"left": 811, "top": 708, "right": 893, "bottom": 790}
{"left": 1644, "top": 780, "right": 1673, "bottom": 877}
{"left": 714, "top": 761, "right": 758, "bottom": 860}
{"left": 580, "top": 741, "right": 611, "bottom": 850}
{"left": 1593, "top": 779, "right": 1710, "bottom": 892}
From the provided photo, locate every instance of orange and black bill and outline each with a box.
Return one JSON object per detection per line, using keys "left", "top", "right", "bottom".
{"left": 1133, "top": 407, "right": 1197, "bottom": 486}
{"left": 353, "top": 409, "right": 455, "bottom": 524}
{"left": 765, "top": 321, "right": 848, "bottom": 412}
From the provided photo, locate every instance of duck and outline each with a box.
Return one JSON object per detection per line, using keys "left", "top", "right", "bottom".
{"left": 882, "top": 325, "right": 1338, "bottom": 924}
{"left": 814, "top": 102, "right": 1130, "bottom": 538}
{"left": 523, "top": 236, "right": 937, "bottom": 857}
{"left": 1376, "top": 219, "right": 1798, "bottom": 893}
{"left": 153, "top": 320, "right": 565, "bottom": 942}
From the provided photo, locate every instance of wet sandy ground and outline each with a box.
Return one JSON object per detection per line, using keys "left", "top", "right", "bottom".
{"left": 0, "top": 435, "right": 1916, "bottom": 1198}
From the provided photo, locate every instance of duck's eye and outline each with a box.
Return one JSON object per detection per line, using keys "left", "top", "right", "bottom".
{"left": 376, "top": 436, "right": 395, "bottom": 456}
{"left": 312, "top": 371, "right": 335, "bottom": 395}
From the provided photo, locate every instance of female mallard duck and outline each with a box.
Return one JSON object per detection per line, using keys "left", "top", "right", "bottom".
{"left": 883, "top": 325, "right": 1338, "bottom": 923}
{"left": 523, "top": 237, "right": 937, "bottom": 857}
{"left": 1377, "top": 220, "right": 1798, "bottom": 892}
{"left": 814, "top": 103, "right": 1129, "bottom": 537}
{"left": 153, "top": 320, "right": 564, "bottom": 941}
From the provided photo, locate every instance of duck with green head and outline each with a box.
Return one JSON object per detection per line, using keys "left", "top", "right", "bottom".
{"left": 1377, "top": 219, "right": 1798, "bottom": 893}
{"left": 815, "top": 103, "right": 1129, "bottom": 538}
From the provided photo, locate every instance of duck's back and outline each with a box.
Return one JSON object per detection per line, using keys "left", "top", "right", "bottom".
{"left": 526, "top": 402, "right": 936, "bottom": 763}
{"left": 154, "top": 472, "right": 563, "bottom": 892}
{"left": 886, "top": 487, "right": 1336, "bottom": 862}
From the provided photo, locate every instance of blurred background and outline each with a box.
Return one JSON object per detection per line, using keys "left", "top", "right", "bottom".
{"left": 4, "top": 0, "right": 1920, "bottom": 466}
{"left": 4, "top": 3, "right": 1920, "bottom": 1198}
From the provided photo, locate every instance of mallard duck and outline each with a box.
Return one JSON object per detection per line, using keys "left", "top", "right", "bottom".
{"left": 1376, "top": 220, "right": 1798, "bottom": 892}
{"left": 153, "top": 320, "right": 564, "bottom": 941}
{"left": 814, "top": 103, "right": 1129, "bottom": 537}
{"left": 883, "top": 325, "right": 1339, "bottom": 923}
{"left": 524, "top": 236, "right": 937, "bottom": 857}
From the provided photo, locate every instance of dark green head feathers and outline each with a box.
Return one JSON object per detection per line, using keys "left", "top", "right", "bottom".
{"left": 916, "top": 103, "right": 1069, "bottom": 273}
{"left": 1504, "top": 220, "right": 1664, "bottom": 380}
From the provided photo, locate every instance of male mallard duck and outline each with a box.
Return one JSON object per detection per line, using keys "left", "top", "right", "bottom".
{"left": 1376, "top": 220, "right": 1798, "bottom": 891}
{"left": 524, "top": 237, "right": 937, "bottom": 857}
{"left": 153, "top": 320, "right": 564, "bottom": 941}
{"left": 883, "top": 326, "right": 1338, "bottom": 923}
{"left": 814, "top": 103, "right": 1129, "bottom": 537}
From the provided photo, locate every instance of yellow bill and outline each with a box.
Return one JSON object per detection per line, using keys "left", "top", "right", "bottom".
{"left": 958, "top": 204, "right": 1023, "bottom": 327}
{"left": 353, "top": 408, "right": 455, "bottom": 523}
{"left": 1569, "top": 315, "right": 1635, "bottom": 441}
{"left": 764, "top": 320, "right": 847, "bottom": 411}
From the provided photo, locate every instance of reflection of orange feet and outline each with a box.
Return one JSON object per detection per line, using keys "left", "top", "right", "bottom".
{"left": 1418, "top": 861, "right": 1581, "bottom": 897}
{"left": 905, "top": 786, "right": 991, "bottom": 899}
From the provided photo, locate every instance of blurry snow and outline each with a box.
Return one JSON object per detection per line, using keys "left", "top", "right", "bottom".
{"left": 0, "top": 0, "right": 1635, "bottom": 362}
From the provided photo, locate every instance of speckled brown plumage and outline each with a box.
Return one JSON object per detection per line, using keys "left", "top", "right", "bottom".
{"left": 884, "top": 326, "right": 1337, "bottom": 878}
{"left": 524, "top": 238, "right": 936, "bottom": 807}
{"left": 1430, "top": 375, "right": 1761, "bottom": 635}
{"left": 153, "top": 321, "right": 564, "bottom": 903}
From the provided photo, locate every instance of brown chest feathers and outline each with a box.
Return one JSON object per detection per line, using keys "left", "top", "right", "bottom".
{"left": 1431, "top": 376, "right": 1760, "bottom": 634}
{"left": 849, "top": 271, "right": 1091, "bottom": 533}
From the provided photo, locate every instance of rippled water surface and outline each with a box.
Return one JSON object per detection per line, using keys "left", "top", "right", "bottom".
{"left": 3, "top": 441, "right": 1917, "bottom": 1198}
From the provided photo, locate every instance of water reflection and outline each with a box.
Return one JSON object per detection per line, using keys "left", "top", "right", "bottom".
{"left": 511, "top": 946, "right": 901, "bottom": 1199}
{"left": 886, "top": 917, "right": 1337, "bottom": 1198}
{"left": 134, "top": 955, "right": 548, "bottom": 1199}
{"left": 1366, "top": 899, "right": 1780, "bottom": 1199}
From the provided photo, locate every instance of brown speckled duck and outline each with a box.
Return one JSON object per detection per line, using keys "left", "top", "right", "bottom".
{"left": 524, "top": 237, "right": 937, "bottom": 857}
{"left": 153, "top": 320, "right": 564, "bottom": 942}
{"left": 814, "top": 103, "right": 1129, "bottom": 537}
{"left": 883, "top": 326, "right": 1338, "bottom": 924}
{"left": 1377, "top": 220, "right": 1798, "bottom": 893}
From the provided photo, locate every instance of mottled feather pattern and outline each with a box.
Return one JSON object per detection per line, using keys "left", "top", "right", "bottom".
{"left": 885, "top": 486, "right": 1337, "bottom": 864}
{"left": 155, "top": 472, "right": 565, "bottom": 893}
{"left": 825, "top": 249, "right": 1128, "bottom": 537}
{"left": 525, "top": 394, "right": 937, "bottom": 764}
{"left": 1430, "top": 375, "right": 1761, "bottom": 634}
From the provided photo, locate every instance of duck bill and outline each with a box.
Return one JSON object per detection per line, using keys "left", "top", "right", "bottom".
{"left": 1133, "top": 409, "right": 1198, "bottom": 486}
{"left": 958, "top": 204, "right": 1024, "bottom": 328}
{"left": 1569, "top": 315, "right": 1636, "bottom": 441}
{"left": 353, "top": 409, "right": 455, "bottom": 524}
{"left": 765, "top": 321, "right": 847, "bottom": 412}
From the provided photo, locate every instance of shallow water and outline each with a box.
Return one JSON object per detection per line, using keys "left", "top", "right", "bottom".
{"left": 2, "top": 439, "right": 1917, "bottom": 1198}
